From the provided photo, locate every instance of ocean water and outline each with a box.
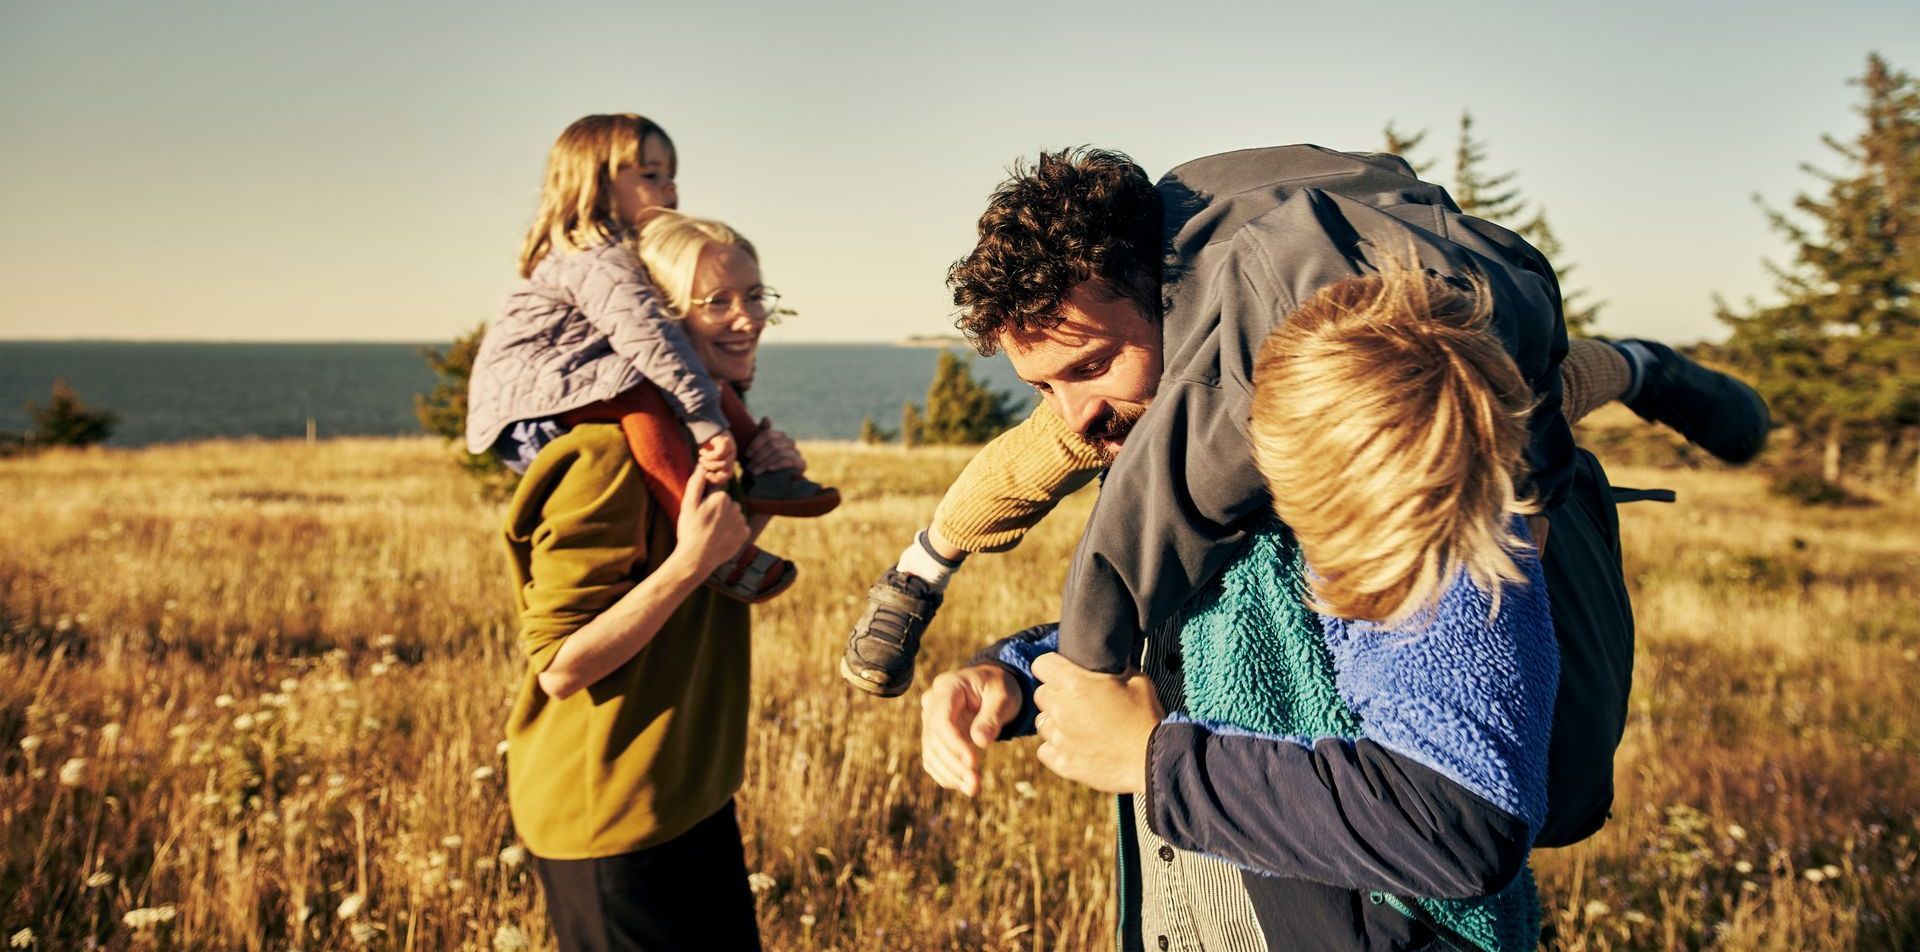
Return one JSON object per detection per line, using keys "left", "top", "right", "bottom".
{"left": 0, "top": 341, "right": 1034, "bottom": 447}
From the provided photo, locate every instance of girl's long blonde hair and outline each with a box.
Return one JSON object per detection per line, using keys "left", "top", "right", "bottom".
{"left": 516, "top": 114, "right": 676, "bottom": 278}
{"left": 632, "top": 211, "right": 758, "bottom": 317}
{"left": 1250, "top": 255, "right": 1538, "bottom": 626}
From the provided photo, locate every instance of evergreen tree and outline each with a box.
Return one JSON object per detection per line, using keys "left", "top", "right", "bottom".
{"left": 915, "top": 350, "right": 1020, "bottom": 445}
{"left": 900, "top": 401, "right": 922, "bottom": 449}
{"left": 416, "top": 324, "right": 511, "bottom": 484}
{"left": 858, "top": 414, "right": 895, "bottom": 445}
{"left": 1718, "top": 54, "right": 1920, "bottom": 485}
{"left": 28, "top": 380, "right": 116, "bottom": 448}
{"left": 1386, "top": 112, "right": 1605, "bottom": 335}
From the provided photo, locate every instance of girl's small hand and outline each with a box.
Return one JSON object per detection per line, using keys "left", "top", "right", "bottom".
{"left": 698, "top": 432, "right": 737, "bottom": 487}
{"left": 744, "top": 418, "right": 805, "bottom": 475}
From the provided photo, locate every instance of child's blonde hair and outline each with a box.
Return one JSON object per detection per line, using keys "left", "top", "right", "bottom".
{"left": 1250, "top": 256, "right": 1537, "bottom": 626}
{"left": 517, "top": 114, "right": 677, "bottom": 278}
{"left": 632, "top": 211, "right": 759, "bottom": 316}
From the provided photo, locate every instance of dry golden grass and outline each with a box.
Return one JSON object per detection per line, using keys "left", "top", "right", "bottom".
{"left": 1, "top": 433, "right": 1915, "bottom": 950}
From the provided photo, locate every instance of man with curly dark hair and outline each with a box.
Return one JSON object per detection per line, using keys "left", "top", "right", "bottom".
{"left": 947, "top": 147, "right": 1164, "bottom": 356}
{"left": 856, "top": 142, "right": 1769, "bottom": 950}
{"left": 841, "top": 147, "right": 1167, "bottom": 699}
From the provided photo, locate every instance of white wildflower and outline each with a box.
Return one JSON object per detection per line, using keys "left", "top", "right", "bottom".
{"left": 279, "top": 678, "right": 300, "bottom": 693}
{"left": 471, "top": 766, "right": 495, "bottom": 782}
{"left": 99, "top": 723, "right": 122, "bottom": 744}
{"left": 441, "top": 835, "right": 464, "bottom": 849}
{"left": 214, "top": 694, "right": 236, "bottom": 709}
{"left": 369, "top": 662, "right": 390, "bottom": 677}
{"left": 1583, "top": 900, "right": 1610, "bottom": 918}
{"left": 167, "top": 724, "right": 191, "bottom": 740}
{"left": 84, "top": 871, "right": 114, "bottom": 888}
{"left": 17, "top": 735, "right": 39, "bottom": 754}
{"left": 326, "top": 773, "right": 345, "bottom": 789}
{"left": 9, "top": 928, "right": 33, "bottom": 948}
{"left": 492, "top": 925, "right": 530, "bottom": 952}
{"left": 1623, "top": 910, "right": 1648, "bottom": 925}
{"left": 1734, "top": 860, "right": 1754, "bottom": 874}
{"left": 349, "top": 921, "right": 377, "bottom": 945}
{"left": 232, "top": 714, "right": 255, "bottom": 732}
{"left": 1013, "top": 781, "right": 1038, "bottom": 800}
{"left": 1726, "top": 824, "right": 1747, "bottom": 841}
{"left": 799, "top": 913, "right": 817, "bottom": 929}
{"left": 58, "top": 758, "right": 87, "bottom": 787}
{"left": 748, "top": 872, "right": 777, "bottom": 895}
{"left": 1803, "top": 868, "right": 1826, "bottom": 883}
{"left": 448, "top": 878, "right": 467, "bottom": 893}
{"left": 122, "top": 905, "right": 177, "bottom": 929}
{"left": 336, "top": 892, "right": 366, "bottom": 919}
{"left": 261, "top": 693, "right": 289, "bottom": 708}
{"left": 495, "top": 740, "right": 510, "bottom": 756}
{"left": 200, "top": 793, "right": 223, "bottom": 807}
{"left": 428, "top": 850, "right": 448, "bottom": 868}
{"left": 375, "top": 634, "right": 397, "bottom": 649}
{"left": 498, "top": 845, "right": 527, "bottom": 868}
{"left": 1821, "top": 864, "right": 1841, "bottom": 879}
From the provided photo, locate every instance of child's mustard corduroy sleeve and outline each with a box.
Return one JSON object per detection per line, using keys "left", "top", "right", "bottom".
{"left": 930, "top": 403, "right": 1105, "bottom": 554}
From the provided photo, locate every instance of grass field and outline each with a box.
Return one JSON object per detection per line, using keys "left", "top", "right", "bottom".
{"left": 2, "top": 422, "right": 1917, "bottom": 950}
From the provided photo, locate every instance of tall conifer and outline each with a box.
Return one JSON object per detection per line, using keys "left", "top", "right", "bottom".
{"left": 1384, "top": 112, "right": 1604, "bottom": 334}
{"left": 1718, "top": 54, "right": 1920, "bottom": 484}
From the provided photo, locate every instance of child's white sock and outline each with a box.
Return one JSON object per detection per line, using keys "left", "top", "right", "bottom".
{"left": 895, "top": 529, "right": 964, "bottom": 591}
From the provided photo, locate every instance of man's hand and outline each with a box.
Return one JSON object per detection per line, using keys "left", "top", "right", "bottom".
{"left": 919, "top": 664, "right": 1022, "bottom": 798}
{"left": 697, "top": 432, "right": 737, "bottom": 487}
{"left": 671, "top": 469, "right": 749, "bottom": 577}
{"left": 1031, "top": 652, "right": 1164, "bottom": 795}
{"left": 742, "top": 418, "right": 804, "bottom": 475}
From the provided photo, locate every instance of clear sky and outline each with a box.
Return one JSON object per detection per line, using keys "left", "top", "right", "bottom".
{"left": 2, "top": 1, "right": 1917, "bottom": 344}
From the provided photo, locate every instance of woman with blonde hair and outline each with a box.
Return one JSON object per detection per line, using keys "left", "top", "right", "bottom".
{"left": 501, "top": 210, "right": 801, "bottom": 951}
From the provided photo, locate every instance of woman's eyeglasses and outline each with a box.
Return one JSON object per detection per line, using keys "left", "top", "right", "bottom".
{"left": 690, "top": 288, "right": 783, "bottom": 325}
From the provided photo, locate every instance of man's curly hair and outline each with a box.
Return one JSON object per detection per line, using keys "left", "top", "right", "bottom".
{"left": 947, "top": 147, "right": 1162, "bottom": 355}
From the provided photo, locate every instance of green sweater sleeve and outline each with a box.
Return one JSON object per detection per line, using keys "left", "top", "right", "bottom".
{"left": 503, "top": 424, "right": 652, "bottom": 670}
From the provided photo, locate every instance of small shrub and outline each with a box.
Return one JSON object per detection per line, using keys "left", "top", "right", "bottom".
{"left": 27, "top": 380, "right": 117, "bottom": 448}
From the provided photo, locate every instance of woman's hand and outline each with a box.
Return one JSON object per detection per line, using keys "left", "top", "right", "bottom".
{"left": 743, "top": 418, "right": 805, "bottom": 475}
{"left": 672, "top": 469, "right": 749, "bottom": 577}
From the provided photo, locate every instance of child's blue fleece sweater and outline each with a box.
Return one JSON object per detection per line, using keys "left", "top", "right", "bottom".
{"left": 988, "top": 518, "right": 1558, "bottom": 950}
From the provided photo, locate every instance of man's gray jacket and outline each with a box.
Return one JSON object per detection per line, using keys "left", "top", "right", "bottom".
{"left": 1057, "top": 145, "right": 1573, "bottom": 674}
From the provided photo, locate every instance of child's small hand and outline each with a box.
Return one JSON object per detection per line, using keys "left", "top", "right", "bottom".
{"left": 698, "top": 432, "right": 737, "bottom": 487}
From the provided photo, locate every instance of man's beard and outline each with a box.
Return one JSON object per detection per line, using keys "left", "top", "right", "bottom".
{"left": 1086, "top": 403, "right": 1146, "bottom": 464}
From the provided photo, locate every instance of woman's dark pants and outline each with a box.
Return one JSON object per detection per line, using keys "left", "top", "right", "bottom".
{"left": 531, "top": 800, "right": 761, "bottom": 952}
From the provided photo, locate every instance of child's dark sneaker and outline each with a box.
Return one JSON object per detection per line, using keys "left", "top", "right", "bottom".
{"left": 841, "top": 569, "right": 942, "bottom": 698}
{"left": 1619, "top": 339, "right": 1771, "bottom": 464}
{"left": 742, "top": 468, "right": 842, "bottom": 518}
{"left": 706, "top": 547, "right": 797, "bottom": 604}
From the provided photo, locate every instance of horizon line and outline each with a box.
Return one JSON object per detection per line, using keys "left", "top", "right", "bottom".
{"left": 0, "top": 336, "right": 952, "bottom": 346}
